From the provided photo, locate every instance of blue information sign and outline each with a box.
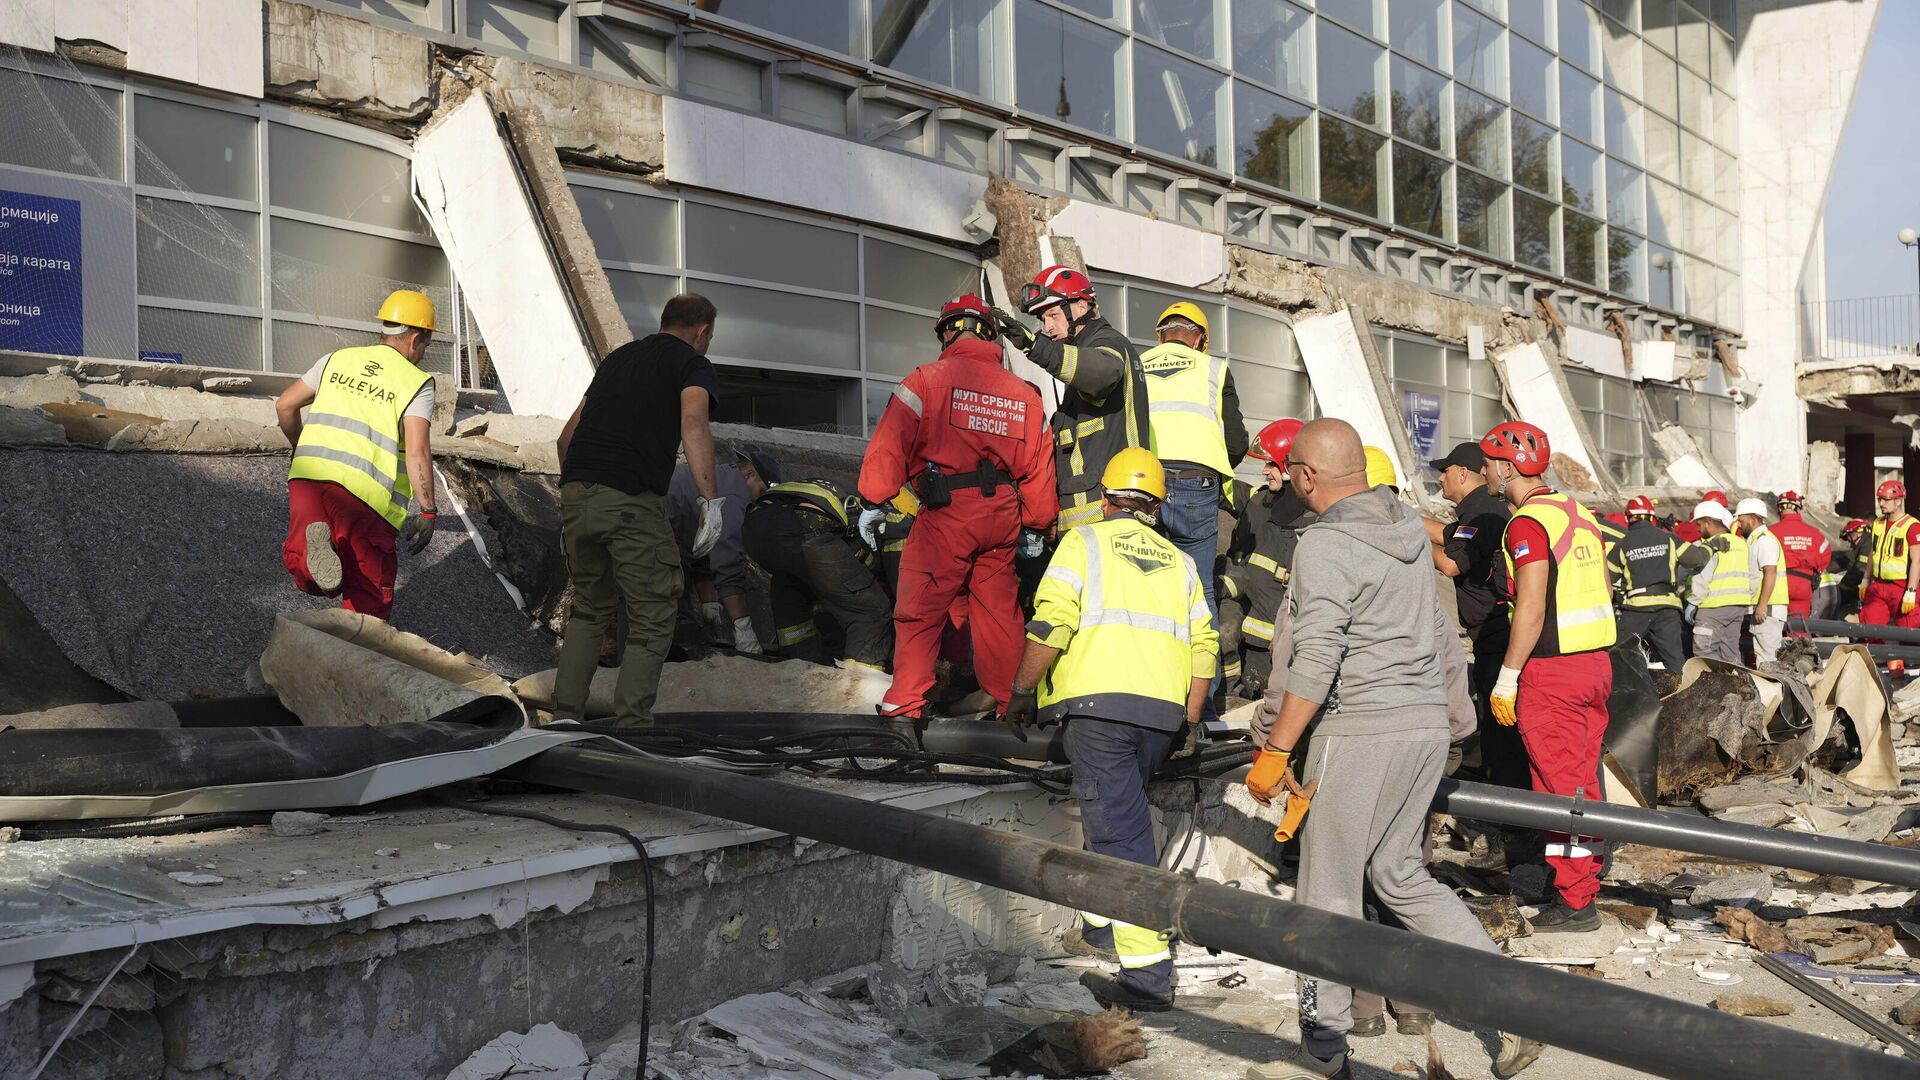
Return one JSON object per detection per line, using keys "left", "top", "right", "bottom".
{"left": 1402, "top": 389, "right": 1443, "bottom": 465}
{"left": 0, "top": 190, "right": 84, "bottom": 356}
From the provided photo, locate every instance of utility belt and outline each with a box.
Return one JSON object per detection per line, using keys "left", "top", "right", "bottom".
{"left": 1786, "top": 568, "right": 1821, "bottom": 584}
{"left": 1161, "top": 462, "right": 1218, "bottom": 486}
{"left": 912, "top": 459, "right": 1012, "bottom": 510}
{"left": 1625, "top": 582, "right": 1674, "bottom": 598}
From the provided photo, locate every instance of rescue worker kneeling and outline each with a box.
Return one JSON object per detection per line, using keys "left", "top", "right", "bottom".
{"left": 1005, "top": 448, "right": 1216, "bottom": 1013}
{"left": 741, "top": 478, "right": 892, "bottom": 670}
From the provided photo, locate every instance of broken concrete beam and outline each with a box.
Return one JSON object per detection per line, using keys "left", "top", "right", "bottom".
{"left": 0, "top": 372, "right": 81, "bottom": 409}
{"left": 1713, "top": 994, "right": 1795, "bottom": 1017}
{"left": 450, "top": 53, "right": 664, "bottom": 175}
{"left": 0, "top": 405, "right": 68, "bottom": 448}
{"left": 106, "top": 417, "right": 288, "bottom": 455}
{"left": 266, "top": 0, "right": 432, "bottom": 122}
{"left": 1226, "top": 245, "right": 1325, "bottom": 310}
{"left": 515, "top": 655, "right": 892, "bottom": 718}
{"left": 85, "top": 381, "right": 279, "bottom": 427}
{"left": 34, "top": 401, "right": 164, "bottom": 446}
{"left": 985, "top": 175, "right": 1046, "bottom": 292}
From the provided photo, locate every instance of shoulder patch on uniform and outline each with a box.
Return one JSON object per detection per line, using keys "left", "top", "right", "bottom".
{"left": 947, "top": 387, "right": 1029, "bottom": 439}
{"left": 1454, "top": 525, "right": 1477, "bottom": 540}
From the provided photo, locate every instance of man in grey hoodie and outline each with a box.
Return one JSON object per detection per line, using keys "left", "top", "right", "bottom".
{"left": 1243, "top": 419, "right": 1541, "bottom": 1080}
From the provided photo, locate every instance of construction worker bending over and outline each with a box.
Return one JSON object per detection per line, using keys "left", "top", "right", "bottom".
{"left": 552, "top": 293, "right": 724, "bottom": 726}
{"left": 1244, "top": 419, "right": 1537, "bottom": 1080}
{"left": 994, "top": 267, "right": 1148, "bottom": 530}
{"left": 1735, "top": 498, "right": 1789, "bottom": 663}
{"left": 740, "top": 479, "right": 891, "bottom": 670}
{"left": 1223, "top": 419, "right": 1314, "bottom": 697}
{"left": 1685, "top": 501, "right": 1751, "bottom": 663}
{"left": 1833, "top": 518, "right": 1871, "bottom": 620}
{"left": 1861, "top": 480, "right": 1920, "bottom": 630}
{"left": 860, "top": 295, "right": 1056, "bottom": 719}
{"left": 1771, "top": 492, "right": 1832, "bottom": 621}
{"left": 1482, "top": 421, "right": 1616, "bottom": 934}
{"left": 670, "top": 445, "right": 776, "bottom": 653}
{"left": 1606, "top": 496, "right": 1705, "bottom": 672}
{"left": 276, "top": 289, "right": 442, "bottom": 621}
{"left": 1005, "top": 448, "right": 1215, "bottom": 1014}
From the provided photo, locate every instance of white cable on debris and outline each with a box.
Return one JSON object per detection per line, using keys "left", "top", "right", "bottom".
{"left": 28, "top": 944, "right": 135, "bottom": 1079}
{"left": 433, "top": 463, "right": 530, "bottom": 616}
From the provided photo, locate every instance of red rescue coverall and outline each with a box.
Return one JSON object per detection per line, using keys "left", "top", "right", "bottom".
{"left": 1771, "top": 511, "right": 1831, "bottom": 620}
{"left": 860, "top": 337, "right": 1057, "bottom": 716}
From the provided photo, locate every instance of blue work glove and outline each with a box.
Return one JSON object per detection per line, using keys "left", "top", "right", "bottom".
{"left": 1018, "top": 530, "right": 1046, "bottom": 559}
{"left": 1684, "top": 602, "right": 1698, "bottom": 625}
{"left": 857, "top": 506, "right": 887, "bottom": 550}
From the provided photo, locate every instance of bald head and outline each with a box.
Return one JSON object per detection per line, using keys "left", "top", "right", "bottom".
{"left": 1290, "top": 418, "right": 1371, "bottom": 513}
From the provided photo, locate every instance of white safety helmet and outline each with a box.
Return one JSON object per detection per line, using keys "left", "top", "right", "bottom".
{"left": 1693, "top": 501, "right": 1734, "bottom": 526}
{"left": 1734, "top": 497, "right": 1770, "bottom": 520}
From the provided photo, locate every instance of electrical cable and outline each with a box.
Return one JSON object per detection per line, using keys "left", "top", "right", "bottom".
{"left": 431, "top": 795, "right": 656, "bottom": 1080}
{"left": 14, "top": 810, "right": 276, "bottom": 841}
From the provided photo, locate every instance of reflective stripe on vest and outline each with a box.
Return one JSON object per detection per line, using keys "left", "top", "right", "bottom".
{"left": 1746, "top": 524, "right": 1790, "bottom": 607}
{"left": 1140, "top": 341, "right": 1232, "bottom": 477}
{"left": 1247, "top": 551, "right": 1287, "bottom": 581}
{"left": 1503, "top": 492, "right": 1617, "bottom": 655}
{"left": 287, "top": 344, "right": 431, "bottom": 528}
{"left": 1698, "top": 532, "right": 1753, "bottom": 609}
{"left": 1872, "top": 515, "right": 1916, "bottom": 583}
{"left": 1613, "top": 522, "right": 1681, "bottom": 610}
{"left": 761, "top": 481, "right": 850, "bottom": 531}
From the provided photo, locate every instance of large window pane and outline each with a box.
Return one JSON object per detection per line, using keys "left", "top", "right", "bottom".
{"left": 1644, "top": 46, "right": 1677, "bottom": 117}
{"left": 572, "top": 185, "right": 677, "bottom": 267}
{"left": 1452, "top": 5, "right": 1507, "bottom": 99}
{"left": 1647, "top": 176, "right": 1681, "bottom": 245}
{"left": 1318, "top": 115, "right": 1384, "bottom": 217}
{"left": 780, "top": 78, "right": 848, "bottom": 134}
{"left": 1391, "top": 0, "right": 1446, "bottom": 66}
{"left": 1644, "top": 0, "right": 1678, "bottom": 54}
{"left": 1644, "top": 110, "right": 1679, "bottom": 180}
{"left": 1605, "top": 158, "right": 1645, "bottom": 231}
{"left": 1605, "top": 91, "right": 1642, "bottom": 165}
{"left": 1228, "top": 306, "right": 1300, "bottom": 367}
{"left": 1389, "top": 58, "right": 1447, "bottom": 151}
{"left": 1232, "top": 0, "right": 1312, "bottom": 98}
{"left": 1233, "top": 362, "right": 1316, "bottom": 419}
{"left": 1514, "top": 190, "right": 1555, "bottom": 271}
{"left": 1128, "top": 288, "right": 1225, "bottom": 352}
{"left": 604, "top": 268, "right": 683, "bottom": 337}
{"left": 1135, "top": 45, "right": 1224, "bottom": 166}
{"left": 686, "top": 203, "right": 857, "bottom": 294}
{"left": 139, "top": 307, "right": 261, "bottom": 369}
{"left": 864, "top": 238, "right": 978, "bottom": 310}
{"left": 269, "top": 124, "right": 427, "bottom": 235}
{"left": 1513, "top": 113, "right": 1556, "bottom": 194}
{"left": 872, "top": 0, "right": 1003, "bottom": 99}
{"left": 1510, "top": 37, "right": 1555, "bottom": 123}
{"left": 865, "top": 305, "right": 937, "bottom": 378}
{"left": 1319, "top": 0, "right": 1377, "bottom": 37}
{"left": 1560, "top": 66, "right": 1600, "bottom": 145}
{"left": 1715, "top": 89, "right": 1739, "bottom": 153}
{"left": 1560, "top": 136, "right": 1601, "bottom": 212}
{"left": 1234, "top": 83, "right": 1313, "bottom": 194}
{"left": 135, "top": 97, "right": 256, "bottom": 201}
{"left": 1648, "top": 245, "right": 1679, "bottom": 308}
{"left": 700, "top": 282, "right": 860, "bottom": 370}
{"left": 1318, "top": 22, "right": 1382, "bottom": 125}
{"left": 136, "top": 198, "right": 261, "bottom": 306}
{"left": 1563, "top": 208, "right": 1602, "bottom": 285}
{"left": 712, "top": 0, "right": 856, "bottom": 53}
{"left": 471, "top": 0, "right": 562, "bottom": 59}
{"left": 1016, "top": 1, "right": 1124, "bottom": 137}
{"left": 1509, "top": 0, "right": 1550, "bottom": 45}
{"left": 1677, "top": 0, "right": 1710, "bottom": 73}
{"left": 1133, "top": 0, "right": 1220, "bottom": 60}
{"left": 1715, "top": 149, "right": 1739, "bottom": 211}
{"left": 1709, "top": 26, "right": 1733, "bottom": 82}
{"left": 1600, "top": 16, "right": 1642, "bottom": 96}
{"left": 272, "top": 319, "right": 456, "bottom": 378}
{"left": 1679, "top": 66, "right": 1710, "bottom": 136}
{"left": 1456, "top": 88, "right": 1508, "bottom": 178}
{"left": 1559, "top": 0, "right": 1599, "bottom": 72}
{"left": 1681, "top": 132, "right": 1712, "bottom": 204}
{"left": 1609, "top": 228, "right": 1645, "bottom": 299}
{"left": 580, "top": 20, "right": 671, "bottom": 85}
{"left": 269, "top": 218, "right": 448, "bottom": 321}
{"left": 682, "top": 49, "right": 764, "bottom": 111}
{"left": 1602, "top": 0, "right": 1638, "bottom": 29}
{"left": 1392, "top": 142, "right": 1449, "bottom": 237}
{"left": 1457, "top": 170, "right": 1509, "bottom": 256}
{"left": 0, "top": 69, "right": 124, "bottom": 181}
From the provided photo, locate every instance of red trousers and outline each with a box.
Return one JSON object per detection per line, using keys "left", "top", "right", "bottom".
{"left": 1785, "top": 576, "right": 1814, "bottom": 620}
{"left": 1861, "top": 579, "right": 1920, "bottom": 631}
{"left": 1516, "top": 649, "right": 1612, "bottom": 909}
{"left": 881, "top": 491, "right": 1021, "bottom": 717}
{"left": 284, "top": 479, "right": 398, "bottom": 620}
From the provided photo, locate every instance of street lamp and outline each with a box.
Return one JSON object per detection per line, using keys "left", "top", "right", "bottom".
{"left": 1650, "top": 251, "right": 1675, "bottom": 310}
{"left": 1903, "top": 229, "right": 1920, "bottom": 353}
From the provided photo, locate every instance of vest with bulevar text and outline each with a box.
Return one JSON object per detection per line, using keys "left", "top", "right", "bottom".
{"left": 1140, "top": 340, "right": 1232, "bottom": 479}
{"left": 288, "top": 345, "right": 432, "bottom": 528}
{"left": 1502, "top": 492, "right": 1617, "bottom": 656}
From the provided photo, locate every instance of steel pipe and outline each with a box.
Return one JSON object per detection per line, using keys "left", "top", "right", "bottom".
{"left": 506, "top": 746, "right": 1917, "bottom": 1080}
{"left": 1809, "top": 639, "right": 1920, "bottom": 664}
{"left": 1788, "top": 617, "right": 1920, "bottom": 646}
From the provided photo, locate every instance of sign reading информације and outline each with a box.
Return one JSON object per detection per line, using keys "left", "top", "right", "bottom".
{"left": 0, "top": 190, "right": 83, "bottom": 356}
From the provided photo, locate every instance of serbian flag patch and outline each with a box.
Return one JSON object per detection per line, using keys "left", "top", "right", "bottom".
{"left": 1455, "top": 525, "right": 1478, "bottom": 540}
{"left": 1513, "top": 541, "right": 1533, "bottom": 558}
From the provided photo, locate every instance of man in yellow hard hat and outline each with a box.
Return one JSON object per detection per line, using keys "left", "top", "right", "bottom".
{"left": 274, "top": 289, "right": 442, "bottom": 620}
{"left": 1005, "top": 446, "right": 1217, "bottom": 1013}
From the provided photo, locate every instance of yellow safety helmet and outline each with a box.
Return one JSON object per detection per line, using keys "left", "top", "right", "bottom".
{"left": 1101, "top": 447, "right": 1168, "bottom": 501}
{"left": 1156, "top": 302, "right": 1210, "bottom": 351}
{"left": 376, "top": 289, "right": 437, "bottom": 333}
{"left": 1363, "top": 445, "right": 1398, "bottom": 489}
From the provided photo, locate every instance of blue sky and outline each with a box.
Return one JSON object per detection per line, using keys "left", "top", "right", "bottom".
{"left": 1823, "top": 2, "right": 1920, "bottom": 301}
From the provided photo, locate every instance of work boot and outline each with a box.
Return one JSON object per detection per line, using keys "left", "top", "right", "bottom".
{"left": 1078, "top": 970, "right": 1172, "bottom": 1013}
{"left": 1394, "top": 1011, "right": 1433, "bottom": 1036}
{"left": 1245, "top": 1048, "right": 1353, "bottom": 1080}
{"left": 1529, "top": 898, "right": 1602, "bottom": 933}
{"left": 1058, "top": 925, "right": 1119, "bottom": 963}
{"left": 1493, "top": 1032, "right": 1545, "bottom": 1078}
{"left": 304, "top": 521, "right": 342, "bottom": 594}
{"left": 1347, "top": 1014, "right": 1385, "bottom": 1038}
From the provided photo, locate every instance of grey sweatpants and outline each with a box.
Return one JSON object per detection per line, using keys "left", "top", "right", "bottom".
{"left": 1295, "top": 728, "right": 1499, "bottom": 1060}
{"left": 1690, "top": 606, "right": 1746, "bottom": 665}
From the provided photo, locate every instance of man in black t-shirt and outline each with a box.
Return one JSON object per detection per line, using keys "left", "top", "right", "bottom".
{"left": 553, "top": 293, "right": 722, "bottom": 726}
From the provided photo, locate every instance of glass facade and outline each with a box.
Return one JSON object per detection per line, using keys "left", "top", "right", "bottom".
{"left": 1376, "top": 330, "right": 1511, "bottom": 475}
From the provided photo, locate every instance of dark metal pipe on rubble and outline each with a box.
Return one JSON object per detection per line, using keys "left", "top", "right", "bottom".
{"left": 1434, "top": 778, "right": 1920, "bottom": 888}
{"left": 506, "top": 745, "right": 1915, "bottom": 1080}
{"left": 1810, "top": 639, "right": 1920, "bottom": 664}
{"left": 1788, "top": 616, "right": 1920, "bottom": 646}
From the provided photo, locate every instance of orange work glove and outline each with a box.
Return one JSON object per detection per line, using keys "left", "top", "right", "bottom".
{"left": 1491, "top": 666, "right": 1522, "bottom": 727}
{"left": 1245, "top": 748, "right": 1291, "bottom": 806}
{"left": 1271, "top": 774, "right": 1318, "bottom": 842}
{"left": 1905, "top": 589, "right": 1918, "bottom": 616}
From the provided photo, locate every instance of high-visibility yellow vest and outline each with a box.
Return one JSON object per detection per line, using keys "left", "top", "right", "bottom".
{"left": 1028, "top": 516, "right": 1219, "bottom": 732}
{"left": 288, "top": 345, "right": 432, "bottom": 528}
{"left": 1502, "top": 492, "right": 1617, "bottom": 656}
{"left": 1745, "top": 524, "right": 1790, "bottom": 607}
{"left": 1140, "top": 341, "right": 1232, "bottom": 478}
{"left": 1870, "top": 515, "right": 1917, "bottom": 583}
{"left": 1697, "top": 532, "right": 1754, "bottom": 609}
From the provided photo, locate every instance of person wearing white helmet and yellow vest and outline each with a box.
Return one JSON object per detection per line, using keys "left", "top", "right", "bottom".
{"left": 1004, "top": 446, "right": 1217, "bottom": 1014}
{"left": 1685, "top": 501, "right": 1751, "bottom": 664}
{"left": 1735, "top": 497, "right": 1789, "bottom": 663}
{"left": 274, "top": 289, "right": 441, "bottom": 620}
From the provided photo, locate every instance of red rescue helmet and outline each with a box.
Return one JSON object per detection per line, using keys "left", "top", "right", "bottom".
{"left": 1844, "top": 518, "right": 1870, "bottom": 539}
{"left": 1777, "top": 490, "right": 1804, "bottom": 510}
{"left": 1020, "top": 265, "right": 1097, "bottom": 315}
{"left": 1479, "top": 421, "right": 1552, "bottom": 477}
{"left": 1879, "top": 480, "right": 1907, "bottom": 500}
{"left": 935, "top": 293, "right": 997, "bottom": 342}
{"left": 1703, "top": 489, "right": 1729, "bottom": 507}
{"left": 1249, "top": 418, "right": 1305, "bottom": 463}
{"left": 1626, "top": 495, "right": 1655, "bottom": 517}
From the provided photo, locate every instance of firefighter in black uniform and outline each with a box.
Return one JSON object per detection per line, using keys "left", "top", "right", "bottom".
{"left": 1217, "top": 418, "right": 1314, "bottom": 698}
{"left": 1605, "top": 495, "right": 1708, "bottom": 672}
{"left": 742, "top": 478, "right": 893, "bottom": 670}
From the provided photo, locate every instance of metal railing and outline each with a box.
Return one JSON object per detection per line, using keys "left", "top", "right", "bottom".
{"left": 1802, "top": 294, "right": 1920, "bottom": 361}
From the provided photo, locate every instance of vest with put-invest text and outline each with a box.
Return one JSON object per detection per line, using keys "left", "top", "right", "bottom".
{"left": 1746, "top": 524, "right": 1791, "bottom": 607}
{"left": 1697, "top": 532, "right": 1754, "bottom": 609}
{"left": 288, "top": 345, "right": 432, "bottom": 529}
{"left": 1139, "top": 341, "right": 1232, "bottom": 478}
{"left": 1609, "top": 520, "right": 1682, "bottom": 610}
{"left": 1870, "top": 515, "right": 1917, "bottom": 583}
{"left": 1502, "top": 492, "right": 1617, "bottom": 657}
{"left": 1026, "top": 517, "right": 1219, "bottom": 732}
{"left": 1051, "top": 318, "right": 1149, "bottom": 500}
